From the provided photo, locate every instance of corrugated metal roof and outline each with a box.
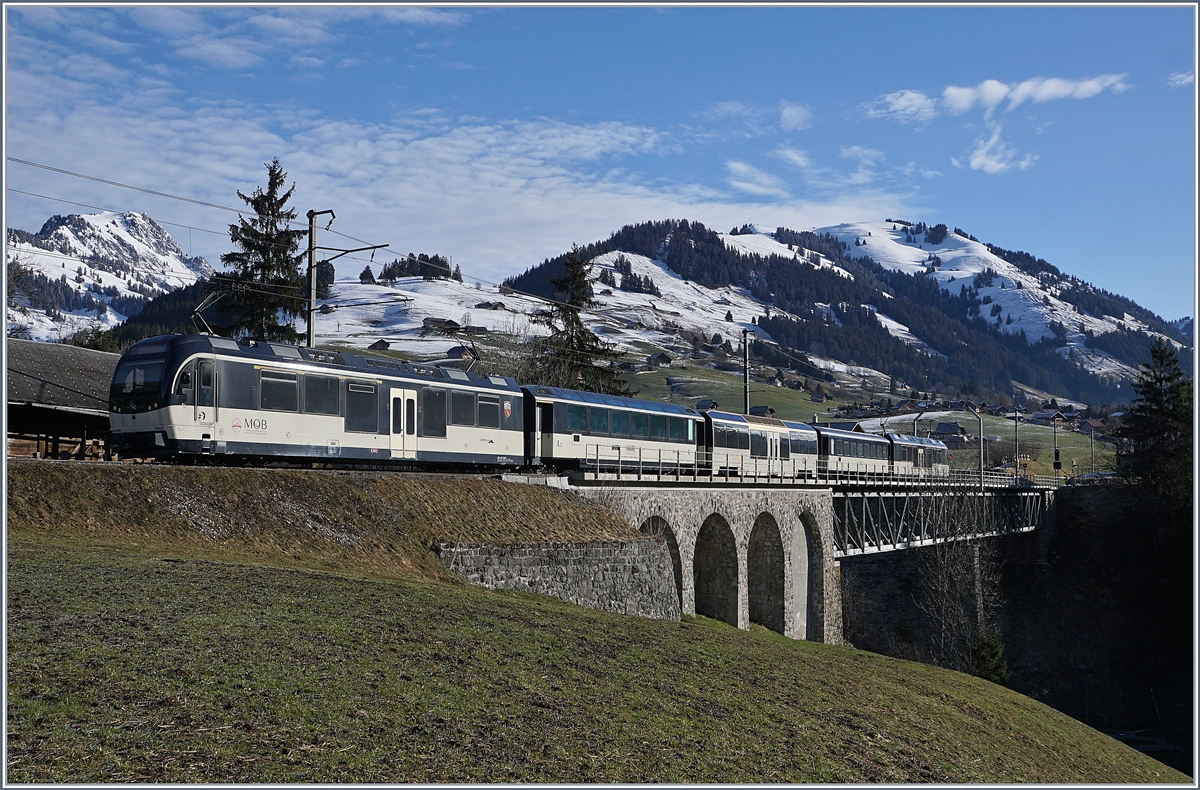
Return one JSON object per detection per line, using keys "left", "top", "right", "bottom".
{"left": 522, "top": 386, "right": 698, "bottom": 415}
{"left": 6, "top": 339, "right": 119, "bottom": 413}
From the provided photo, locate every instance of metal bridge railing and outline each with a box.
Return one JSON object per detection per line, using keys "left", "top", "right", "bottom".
{"left": 577, "top": 445, "right": 1062, "bottom": 489}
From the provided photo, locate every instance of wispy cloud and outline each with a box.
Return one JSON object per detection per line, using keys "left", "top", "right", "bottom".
{"left": 951, "top": 124, "right": 1036, "bottom": 174}
{"left": 725, "top": 161, "right": 790, "bottom": 198}
{"left": 870, "top": 73, "right": 1130, "bottom": 125}
{"left": 1168, "top": 71, "right": 1194, "bottom": 88}
{"left": 779, "top": 101, "right": 814, "bottom": 131}
{"left": 859, "top": 89, "right": 938, "bottom": 126}
{"left": 773, "top": 146, "right": 812, "bottom": 170}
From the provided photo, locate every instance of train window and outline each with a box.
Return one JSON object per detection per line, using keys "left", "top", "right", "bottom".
{"left": 174, "top": 368, "right": 192, "bottom": 395}
{"left": 630, "top": 412, "right": 649, "bottom": 438}
{"left": 669, "top": 417, "right": 688, "bottom": 443}
{"left": 713, "top": 424, "right": 727, "bottom": 448}
{"left": 304, "top": 375, "right": 340, "bottom": 415}
{"left": 738, "top": 429, "right": 750, "bottom": 451}
{"left": 611, "top": 410, "right": 629, "bottom": 436}
{"left": 346, "top": 381, "right": 377, "bottom": 432}
{"left": 650, "top": 414, "right": 668, "bottom": 440}
{"left": 566, "top": 405, "right": 587, "bottom": 432}
{"left": 589, "top": 408, "right": 610, "bottom": 435}
{"left": 392, "top": 398, "right": 403, "bottom": 434}
{"left": 261, "top": 370, "right": 299, "bottom": 412}
{"left": 422, "top": 388, "right": 446, "bottom": 437}
{"left": 450, "top": 391, "right": 475, "bottom": 426}
{"left": 406, "top": 398, "right": 416, "bottom": 436}
{"left": 478, "top": 395, "right": 500, "bottom": 429}
{"left": 750, "top": 430, "right": 767, "bottom": 458}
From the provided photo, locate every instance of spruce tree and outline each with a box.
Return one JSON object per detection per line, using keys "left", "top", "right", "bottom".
{"left": 532, "top": 244, "right": 628, "bottom": 394}
{"left": 1116, "top": 338, "right": 1193, "bottom": 513}
{"left": 220, "top": 159, "right": 307, "bottom": 342}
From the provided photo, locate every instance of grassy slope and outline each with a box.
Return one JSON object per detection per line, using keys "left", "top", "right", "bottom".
{"left": 6, "top": 462, "right": 1185, "bottom": 783}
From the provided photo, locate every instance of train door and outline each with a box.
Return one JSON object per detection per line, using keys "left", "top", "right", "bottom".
{"left": 538, "top": 402, "right": 554, "bottom": 460}
{"left": 195, "top": 357, "right": 216, "bottom": 452}
{"left": 390, "top": 388, "right": 418, "bottom": 459}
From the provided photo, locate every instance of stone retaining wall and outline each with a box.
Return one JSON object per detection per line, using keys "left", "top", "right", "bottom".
{"left": 434, "top": 539, "right": 682, "bottom": 622}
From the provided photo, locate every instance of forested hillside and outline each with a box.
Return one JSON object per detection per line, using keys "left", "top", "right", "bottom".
{"left": 504, "top": 219, "right": 1185, "bottom": 405}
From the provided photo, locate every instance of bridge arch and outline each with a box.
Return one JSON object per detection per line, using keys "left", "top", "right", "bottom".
{"left": 693, "top": 513, "right": 739, "bottom": 626}
{"left": 748, "top": 512, "right": 785, "bottom": 633}
{"left": 798, "top": 510, "right": 826, "bottom": 641}
{"left": 638, "top": 516, "right": 683, "bottom": 611}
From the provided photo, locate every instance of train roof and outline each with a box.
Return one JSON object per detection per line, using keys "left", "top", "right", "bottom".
{"left": 887, "top": 433, "right": 949, "bottom": 449}
{"left": 121, "top": 334, "right": 521, "bottom": 391}
{"left": 814, "top": 425, "right": 890, "bottom": 441}
{"left": 780, "top": 420, "right": 819, "bottom": 433}
{"left": 707, "top": 410, "right": 786, "bottom": 428}
{"left": 521, "top": 385, "right": 699, "bottom": 416}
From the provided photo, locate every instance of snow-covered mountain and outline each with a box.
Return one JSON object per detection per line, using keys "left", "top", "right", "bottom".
{"left": 310, "top": 250, "right": 786, "bottom": 364}
{"left": 6, "top": 212, "right": 212, "bottom": 341}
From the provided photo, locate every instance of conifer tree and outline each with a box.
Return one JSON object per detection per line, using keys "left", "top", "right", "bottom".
{"left": 221, "top": 159, "right": 306, "bottom": 342}
{"left": 531, "top": 244, "right": 628, "bottom": 394}
{"left": 1116, "top": 338, "right": 1193, "bottom": 513}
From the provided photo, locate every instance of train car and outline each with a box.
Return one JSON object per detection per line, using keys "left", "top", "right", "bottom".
{"left": 780, "top": 419, "right": 820, "bottom": 479}
{"left": 813, "top": 425, "right": 891, "bottom": 477}
{"left": 108, "top": 334, "right": 525, "bottom": 467}
{"left": 886, "top": 433, "right": 950, "bottom": 478}
{"left": 520, "top": 385, "right": 702, "bottom": 471}
{"left": 699, "top": 410, "right": 793, "bottom": 477}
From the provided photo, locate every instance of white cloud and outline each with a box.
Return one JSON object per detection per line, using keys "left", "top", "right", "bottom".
{"left": 1168, "top": 71, "right": 1194, "bottom": 88}
{"left": 942, "top": 78, "right": 1010, "bottom": 116}
{"left": 860, "top": 89, "right": 938, "bottom": 125}
{"left": 1005, "top": 74, "right": 1129, "bottom": 109}
{"left": 952, "top": 125, "right": 1036, "bottom": 174}
{"left": 840, "top": 146, "right": 884, "bottom": 165}
{"left": 725, "top": 161, "right": 790, "bottom": 198}
{"left": 704, "top": 101, "right": 758, "bottom": 121}
{"left": 773, "top": 146, "right": 812, "bottom": 169}
{"left": 779, "top": 101, "right": 814, "bottom": 131}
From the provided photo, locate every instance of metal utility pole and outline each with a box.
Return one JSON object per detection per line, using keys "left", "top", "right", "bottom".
{"left": 965, "top": 404, "right": 984, "bottom": 493}
{"left": 1090, "top": 428, "right": 1095, "bottom": 474}
{"left": 1053, "top": 416, "right": 1061, "bottom": 484}
{"left": 306, "top": 209, "right": 335, "bottom": 348}
{"left": 1013, "top": 411, "right": 1020, "bottom": 483}
{"left": 742, "top": 328, "right": 752, "bottom": 415}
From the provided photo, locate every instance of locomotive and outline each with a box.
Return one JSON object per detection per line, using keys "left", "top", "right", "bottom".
{"left": 108, "top": 333, "right": 949, "bottom": 479}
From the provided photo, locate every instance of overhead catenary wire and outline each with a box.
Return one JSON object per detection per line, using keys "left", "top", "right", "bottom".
{"left": 8, "top": 172, "right": 804, "bottom": 369}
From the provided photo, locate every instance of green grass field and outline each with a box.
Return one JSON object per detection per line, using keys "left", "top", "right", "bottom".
{"left": 6, "top": 462, "right": 1184, "bottom": 783}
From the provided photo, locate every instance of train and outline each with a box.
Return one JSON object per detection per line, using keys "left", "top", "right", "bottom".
{"left": 107, "top": 333, "right": 949, "bottom": 480}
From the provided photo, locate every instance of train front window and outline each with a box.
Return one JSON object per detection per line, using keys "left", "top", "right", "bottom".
{"left": 111, "top": 358, "right": 165, "bottom": 412}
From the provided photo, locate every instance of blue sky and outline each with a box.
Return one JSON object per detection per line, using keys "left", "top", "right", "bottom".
{"left": 4, "top": 5, "right": 1196, "bottom": 320}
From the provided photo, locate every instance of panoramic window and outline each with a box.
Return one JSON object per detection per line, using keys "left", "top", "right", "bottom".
{"left": 566, "top": 405, "right": 587, "bottom": 432}
{"left": 589, "top": 407, "right": 609, "bottom": 435}
{"left": 610, "top": 410, "right": 629, "bottom": 436}
{"left": 669, "top": 417, "right": 688, "bottom": 443}
{"left": 650, "top": 414, "right": 668, "bottom": 440}
{"left": 629, "top": 412, "right": 649, "bottom": 438}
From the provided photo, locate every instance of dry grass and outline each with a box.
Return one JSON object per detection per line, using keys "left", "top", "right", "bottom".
{"left": 6, "top": 460, "right": 1190, "bottom": 783}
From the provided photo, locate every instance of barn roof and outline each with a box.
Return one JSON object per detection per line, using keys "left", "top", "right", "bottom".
{"left": 6, "top": 339, "right": 119, "bottom": 414}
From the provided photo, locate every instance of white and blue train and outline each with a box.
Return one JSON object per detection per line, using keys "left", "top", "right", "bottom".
{"left": 107, "top": 333, "right": 949, "bottom": 479}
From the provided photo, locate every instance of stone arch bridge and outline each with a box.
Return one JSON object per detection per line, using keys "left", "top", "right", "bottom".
{"left": 569, "top": 482, "right": 1054, "bottom": 645}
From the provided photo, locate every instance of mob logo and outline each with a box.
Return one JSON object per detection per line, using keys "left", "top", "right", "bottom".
{"left": 231, "top": 417, "right": 243, "bottom": 433}
{"left": 503, "top": 400, "right": 512, "bottom": 418}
